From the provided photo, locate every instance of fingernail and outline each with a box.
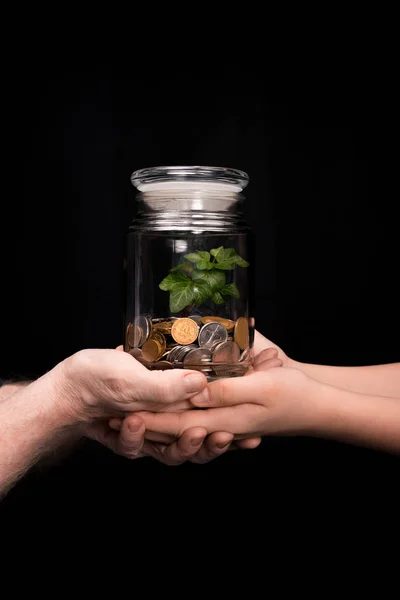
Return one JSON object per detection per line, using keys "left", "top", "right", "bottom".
{"left": 190, "top": 387, "right": 210, "bottom": 405}
{"left": 184, "top": 374, "right": 206, "bottom": 394}
{"left": 128, "top": 420, "right": 142, "bottom": 433}
{"left": 190, "top": 436, "right": 205, "bottom": 446}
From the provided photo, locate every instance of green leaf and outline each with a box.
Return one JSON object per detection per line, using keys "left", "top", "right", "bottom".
{"left": 213, "top": 260, "right": 236, "bottom": 270}
{"left": 212, "top": 291, "right": 225, "bottom": 304}
{"left": 220, "top": 282, "right": 240, "bottom": 298}
{"left": 159, "top": 272, "right": 191, "bottom": 291}
{"left": 213, "top": 247, "right": 236, "bottom": 263}
{"left": 192, "top": 269, "right": 226, "bottom": 290}
{"left": 170, "top": 262, "right": 193, "bottom": 272}
{"left": 196, "top": 259, "right": 214, "bottom": 270}
{"left": 196, "top": 250, "right": 211, "bottom": 261}
{"left": 184, "top": 251, "right": 212, "bottom": 268}
{"left": 210, "top": 246, "right": 224, "bottom": 259}
{"left": 192, "top": 280, "right": 213, "bottom": 306}
{"left": 184, "top": 252, "right": 203, "bottom": 263}
{"left": 233, "top": 255, "right": 249, "bottom": 268}
{"left": 169, "top": 280, "right": 195, "bottom": 313}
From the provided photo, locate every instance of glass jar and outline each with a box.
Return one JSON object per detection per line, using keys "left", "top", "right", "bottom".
{"left": 123, "top": 166, "right": 255, "bottom": 380}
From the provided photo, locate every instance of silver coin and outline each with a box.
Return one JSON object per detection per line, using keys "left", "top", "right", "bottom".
{"left": 167, "top": 345, "right": 195, "bottom": 363}
{"left": 187, "top": 315, "right": 202, "bottom": 325}
{"left": 166, "top": 346, "right": 182, "bottom": 362}
{"left": 134, "top": 315, "right": 152, "bottom": 346}
{"left": 183, "top": 348, "right": 212, "bottom": 365}
{"left": 212, "top": 341, "right": 241, "bottom": 364}
{"left": 176, "top": 345, "right": 196, "bottom": 362}
{"left": 198, "top": 322, "right": 228, "bottom": 349}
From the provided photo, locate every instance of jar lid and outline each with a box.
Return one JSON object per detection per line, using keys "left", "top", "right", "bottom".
{"left": 130, "top": 166, "right": 249, "bottom": 193}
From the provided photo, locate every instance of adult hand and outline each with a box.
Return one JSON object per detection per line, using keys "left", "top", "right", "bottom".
{"left": 57, "top": 346, "right": 209, "bottom": 422}
{"left": 92, "top": 346, "right": 264, "bottom": 465}
{"left": 102, "top": 410, "right": 261, "bottom": 466}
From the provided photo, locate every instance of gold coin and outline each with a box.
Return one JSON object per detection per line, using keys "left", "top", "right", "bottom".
{"left": 234, "top": 317, "right": 249, "bottom": 350}
{"left": 153, "top": 320, "right": 173, "bottom": 334}
{"left": 171, "top": 318, "right": 199, "bottom": 345}
{"left": 201, "top": 316, "right": 235, "bottom": 331}
{"left": 150, "top": 330, "right": 167, "bottom": 356}
{"left": 142, "top": 339, "right": 162, "bottom": 362}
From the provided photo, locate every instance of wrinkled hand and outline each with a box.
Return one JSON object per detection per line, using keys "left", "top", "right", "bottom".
{"left": 69, "top": 345, "right": 256, "bottom": 465}
{"left": 100, "top": 336, "right": 284, "bottom": 464}
{"left": 86, "top": 414, "right": 260, "bottom": 466}
{"left": 58, "top": 346, "right": 209, "bottom": 421}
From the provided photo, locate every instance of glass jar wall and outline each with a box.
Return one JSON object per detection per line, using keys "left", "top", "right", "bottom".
{"left": 124, "top": 166, "right": 255, "bottom": 380}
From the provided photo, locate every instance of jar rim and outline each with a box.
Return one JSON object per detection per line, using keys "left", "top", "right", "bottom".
{"left": 130, "top": 165, "right": 249, "bottom": 192}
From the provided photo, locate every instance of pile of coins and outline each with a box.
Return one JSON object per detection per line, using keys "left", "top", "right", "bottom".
{"left": 125, "top": 315, "right": 251, "bottom": 375}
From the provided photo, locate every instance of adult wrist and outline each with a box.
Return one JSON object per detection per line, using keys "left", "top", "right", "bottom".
{"left": 41, "top": 363, "right": 85, "bottom": 427}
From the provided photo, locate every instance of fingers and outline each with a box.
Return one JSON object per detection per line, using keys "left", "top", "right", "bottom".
{"left": 253, "top": 347, "right": 279, "bottom": 367}
{"left": 116, "top": 415, "right": 146, "bottom": 457}
{"left": 190, "top": 371, "right": 274, "bottom": 408}
{"left": 109, "top": 416, "right": 177, "bottom": 444}
{"left": 109, "top": 417, "right": 123, "bottom": 430}
{"left": 84, "top": 415, "right": 146, "bottom": 459}
{"left": 189, "top": 431, "right": 234, "bottom": 464}
{"left": 253, "top": 349, "right": 283, "bottom": 371}
{"left": 137, "top": 368, "right": 209, "bottom": 406}
{"left": 141, "top": 427, "right": 208, "bottom": 466}
{"left": 233, "top": 437, "right": 262, "bottom": 450}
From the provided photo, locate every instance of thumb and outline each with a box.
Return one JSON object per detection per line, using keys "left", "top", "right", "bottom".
{"left": 138, "top": 368, "right": 209, "bottom": 405}
{"left": 190, "top": 371, "right": 275, "bottom": 408}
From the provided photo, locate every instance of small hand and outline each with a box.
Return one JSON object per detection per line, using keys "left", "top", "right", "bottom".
{"left": 94, "top": 340, "right": 282, "bottom": 464}
{"left": 134, "top": 355, "right": 319, "bottom": 441}
{"left": 253, "top": 330, "right": 291, "bottom": 367}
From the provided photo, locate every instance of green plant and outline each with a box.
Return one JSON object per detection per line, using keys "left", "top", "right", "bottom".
{"left": 159, "top": 246, "right": 249, "bottom": 313}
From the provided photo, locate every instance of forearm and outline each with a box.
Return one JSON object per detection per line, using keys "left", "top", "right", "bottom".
{"left": 290, "top": 360, "right": 400, "bottom": 398}
{"left": 314, "top": 381, "right": 400, "bottom": 454}
{"left": 0, "top": 367, "right": 79, "bottom": 498}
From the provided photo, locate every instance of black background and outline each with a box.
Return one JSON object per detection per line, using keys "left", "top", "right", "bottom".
{"left": 1, "top": 48, "right": 399, "bottom": 531}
